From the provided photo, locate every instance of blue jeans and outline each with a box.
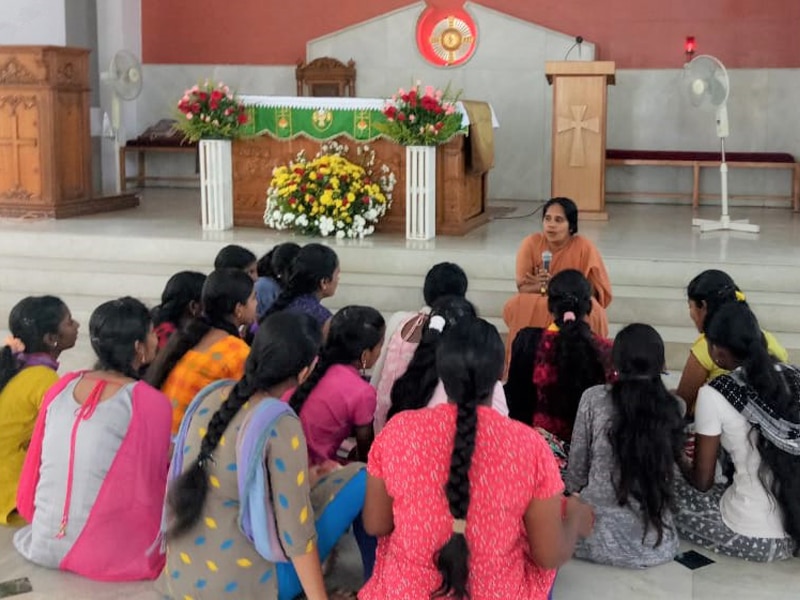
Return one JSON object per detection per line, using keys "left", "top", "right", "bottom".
{"left": 276, "top": 469, "right": 376, "bottom": 599}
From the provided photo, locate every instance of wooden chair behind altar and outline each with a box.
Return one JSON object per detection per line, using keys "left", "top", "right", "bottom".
{"left": 295, "top": 57, "right": 356, "bottom": 97}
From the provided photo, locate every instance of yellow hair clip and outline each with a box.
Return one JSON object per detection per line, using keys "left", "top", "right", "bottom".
{"left": 735, "top": 290, "right": 746, "bottom": 302}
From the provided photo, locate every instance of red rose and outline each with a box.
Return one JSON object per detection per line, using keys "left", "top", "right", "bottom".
{"left": 409, "top": 96, "right": 417, "bottom": 108}
{"left": 384, "top": 106, "right": 397, "bottom": 119}
{"left": 401, "top": 94, "right": 409, "bottom": 103}
{"left": 191, "top": 103, "right": 201, "bottom": 114}
{"left": 362, "top": 197, "right": 369, "bottom": 204}
{"left": 397, "top": 112, "right": 406, "bottom": 122}
{"left": 300, "top": 184, "right": 307, "bottom": 192}
{"left": 289, "top": 197, "right": 297, "bottom": 205}
{"left": 237, "top": 112, "right": 248, "bottom": 124}
{"left": 198, "top": 91, "right": 209, "bottom": 101}
{"left": 294, "top": 168, "right": 305, "bottom": 175}
{"left": 210, "top": 100, "right": 219, "bottom": 110}
{"left": 211, "top": 90, "right": 223, "bottom": 102}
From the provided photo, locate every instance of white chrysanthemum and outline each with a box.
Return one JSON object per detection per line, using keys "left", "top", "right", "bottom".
{"left": 335, "top": 230, "right": 346, "bottom": 239}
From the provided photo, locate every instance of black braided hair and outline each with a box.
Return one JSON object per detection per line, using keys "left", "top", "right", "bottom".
{"left": 388, "top": 296, "right": 476, "bottom": 421}
{"left": 706, "top": 302, "right": 800, "bottom": 545}
{"left": 686, "top": 269, "right": 746, "bottom": 333}
{"left": 89, "top": 297, "right": 153, "bottom": 380}
{"left": 168, "top": 311, "right": 321, "bottom": 538}
{"left": 541, "top": 269, "right": 607, "bottom": 426}
{"left": 145, "top": 269, "right": 253, "bottom": 389}
{"left": 151, "top": 271, "right": 206, "bottom": 327}
{"left": 432, "top": 317, "right": 504, "bottom": 600}
{"left": 261, "top": 243, "right": 338, "bottom": 321}
{"left": 609, "top": 324, "right": 685, "bottom": 547}
{"left": 504, "top": 327, "right": 544, "bottom": 424}
{"left": 0, "top": 296, "right": 68, "bottom": 392}
{"left": 288, "top": 305, "right": 385, "bottom": 415}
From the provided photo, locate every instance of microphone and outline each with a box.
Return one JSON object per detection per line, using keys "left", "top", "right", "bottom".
{"left": 542, "top": 250, "right": 552, "bottom": 273}
{"left": 564, "top": 36, "right": 585, "bottom": 61}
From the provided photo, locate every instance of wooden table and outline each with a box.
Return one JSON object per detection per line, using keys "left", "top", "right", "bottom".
{"left": 119, "top": 145, "right": 199, "bottom": 191}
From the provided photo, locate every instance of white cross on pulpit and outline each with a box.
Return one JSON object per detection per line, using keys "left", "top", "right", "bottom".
{"left": 0, "top": 98, "right": 39, "bottom": 193}
{"left": 557, "top": 105, "right": 599, "bottom": 167}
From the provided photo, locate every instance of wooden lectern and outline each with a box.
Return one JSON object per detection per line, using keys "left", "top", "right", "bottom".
{"left": 0, "top": 46, "right": 138, "bottom": 218}
{"left": 545, "top": 61, "right": 615, "bottom": 220}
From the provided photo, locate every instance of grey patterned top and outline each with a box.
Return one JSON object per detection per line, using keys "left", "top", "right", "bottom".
{"left": 566, "top": 385, "right": 679, "bottom": 569}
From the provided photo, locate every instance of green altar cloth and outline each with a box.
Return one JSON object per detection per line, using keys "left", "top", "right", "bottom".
{"left": 239, "top": 95, "right": 470, "bottom": 142}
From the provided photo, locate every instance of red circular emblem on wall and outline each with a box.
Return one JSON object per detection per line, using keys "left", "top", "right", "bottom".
{"left": 416, "top": 7, "right": 478, "bottom": 67}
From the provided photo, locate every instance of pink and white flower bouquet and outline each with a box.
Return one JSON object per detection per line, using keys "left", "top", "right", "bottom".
{"left": 379, "top": 82, "right": 462, "bottom": 146}
{"left": 175, "top": 80, "right": 248, "bottom": 142}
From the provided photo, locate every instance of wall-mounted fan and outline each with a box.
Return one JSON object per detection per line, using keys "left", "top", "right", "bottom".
{"left": 101, "top": 50, "right": 143, "bottom": 139}
{"left": 684, "top": 55, "right": 759, "bottom": 233}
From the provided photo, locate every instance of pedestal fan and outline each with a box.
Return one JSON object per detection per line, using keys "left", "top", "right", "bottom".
{"left": 684, "top": 55, "right": 759, "bottom": 233}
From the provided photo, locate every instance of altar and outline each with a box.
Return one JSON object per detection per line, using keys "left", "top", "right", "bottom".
{"left": 232, "top": 96, "right": 497, "bottom": 235}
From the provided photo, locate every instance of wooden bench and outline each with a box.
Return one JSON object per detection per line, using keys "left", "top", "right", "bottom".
{"left": 605, "top": 150, "right": 799, "bottom": 212}
{"left": 119, "top": 143, "right": 199, "bottom": 191}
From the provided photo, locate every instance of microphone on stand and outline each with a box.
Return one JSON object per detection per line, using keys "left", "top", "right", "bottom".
{"left": 564, "top": 36, "right": 585, "bottom": 61}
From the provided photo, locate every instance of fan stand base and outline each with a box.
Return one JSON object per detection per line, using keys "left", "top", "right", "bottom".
{"left": 692, "top": 215, "right": 760, "bottom": 234}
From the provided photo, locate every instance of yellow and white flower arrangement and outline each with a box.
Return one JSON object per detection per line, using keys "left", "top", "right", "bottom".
{"left": 264, "top": 141, "right": 396, "bottom": 238}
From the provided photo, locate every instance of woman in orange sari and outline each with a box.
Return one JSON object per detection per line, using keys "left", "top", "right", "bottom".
{"left": 503, "top": 197, "right": 612, "bottom": 363}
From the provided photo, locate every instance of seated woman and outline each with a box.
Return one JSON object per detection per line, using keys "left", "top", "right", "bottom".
{"left": 566, "top": 324, "right": 685, "bottom": 568}
{"left": 165, "top": 312, "right": 374, "bottom": 600}
{"left": 676, "top": 302, "right": 799, "bottom": 562}
{"left": 505, "top": 270, "right": 612, "bottom": 445}
{"left": 286, "top": 306, "right": 385, "bottom": 465}
{"left": 386, "top": 296, "right": 508, "bottom": 423}
{"left": 14, "top": 297, "right": 171, "bottom": 581}
{"left": 371, "top": 262, "right": 469, "bottom": 433}
{"left": 676, "top": 269, "right": 788, "bottom": 414}
{"left": 361, "top": 317, "right": 594, "bottom": 600}
{"left": 214, "top": 243, "right": 258, "bottom": 280}
{"left": 503, "top": 197, "right": 612, "bottom": 366}
{"left": 146, "top": 268, "right": 256, "bottom": 435}
{"left": 151, "top": 271, "right": 206, "bottom": 350}
{"left": 0, "top": 296, "right": 79, "bottom": 526}
{"left": 255, "top": 242, "right": 301, "bottom": 319}
{"left": 262, "top": 243, "right": 340, "bottom": 333}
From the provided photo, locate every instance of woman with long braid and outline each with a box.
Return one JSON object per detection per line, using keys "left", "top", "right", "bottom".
{"left": 165, "top": 312, "right": 374, "bottom": 600}
{"left": 146, "top": 268, "right": 257, "bottom": 434}
{"left": 676, "top": 302, "right": 799, "bottom": 561}
{"left": 361, "top": 318, "right": 594, "bottom": 600}
{"left": 14, "top": 298, "right": 171, "bottom": 581}
{"left": 286, "top": 305, "right": 385, "bottom": 465}
{"left": 261, "top": 243, "right": 340, "bottom": 332}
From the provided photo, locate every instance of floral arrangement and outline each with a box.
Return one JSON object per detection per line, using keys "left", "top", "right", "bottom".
{"left": 264, "top": 142, "right": 396, "bottom": 239}
{"left": 378, "top": 81, "right": 462, "bottom": 146}
{"left": 174, "top": 80, "right": 248, "bottom": 142}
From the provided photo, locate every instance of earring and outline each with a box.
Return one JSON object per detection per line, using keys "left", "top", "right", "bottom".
{"left": 52, "top": 340, "right": 58, "bottom": 350}
{"left": 360, "top": 357, "right": 367, "bottom": 376}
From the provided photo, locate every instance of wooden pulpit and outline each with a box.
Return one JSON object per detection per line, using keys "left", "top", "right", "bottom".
{"left": 545, "top": 61, "right": 615, "bottom": 220}
{"left": 0, "top": 45, "right": 137, "bottom": 218}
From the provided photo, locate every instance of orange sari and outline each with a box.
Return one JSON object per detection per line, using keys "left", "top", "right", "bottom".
{"left": 503, "top": 233, "right": 612, "bottom": 361}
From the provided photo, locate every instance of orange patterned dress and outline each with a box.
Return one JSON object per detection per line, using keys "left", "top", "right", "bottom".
{"left": 162, "top": 335, "right": 250, "bottom": 434}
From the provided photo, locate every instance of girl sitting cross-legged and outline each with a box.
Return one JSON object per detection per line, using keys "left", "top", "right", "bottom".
{"left": 505, "top": 269, "right": 613, "bottom": 469}
{"left": 14, "top": 297, "right": 171, "bottom": 581}
{"left": 146, "top": 268, "right": 256, "bottom": 435}
{"left": 566, "top": 324, "right": 685, "bottom": 568}
{"left": 0, "top": 296, "right": 79, "bottom": 526}
{"left": 164, "top": 311, "right": 375, "bottom": 600}
{"left": 285, "top": 305, "right": 385, "bottom": 465}
{"left": 676, "top": 302, "right": 800, "bottom": 561}
{"left": 361, "top": 317, "right": 594, "bottom": 600}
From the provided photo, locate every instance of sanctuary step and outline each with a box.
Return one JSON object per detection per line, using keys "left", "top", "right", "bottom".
{"left": 0, "top": 194, "right": 799, "bottom": 375}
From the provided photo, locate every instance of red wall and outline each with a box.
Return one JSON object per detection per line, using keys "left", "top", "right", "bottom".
{"left": 143, "top": 0, "right": 800, "bottom": 68}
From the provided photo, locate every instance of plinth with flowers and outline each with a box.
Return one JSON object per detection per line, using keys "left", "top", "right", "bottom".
{"left": 175, "top": 81, "right": 248, "bottom": 231}
{"left": 379, "top": 82, "right": 462, "bottom": 240}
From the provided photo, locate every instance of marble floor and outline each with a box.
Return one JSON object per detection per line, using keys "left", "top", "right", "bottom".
{"left": 0, "top": 191, "right": 799, "bottom": 598}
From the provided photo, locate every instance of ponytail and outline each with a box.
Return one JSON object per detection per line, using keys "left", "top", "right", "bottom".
{"left": 388, "top": 296, "right": 476, "bottom": 421}
{"left": 146, "top": 269, "right": 253, "bottom": 389}
{"left": 0, "top": 346, "right": 20, "bottom": 394}
{"left": 169, "top": 312, "right": 321, "bottom": 537}
{"left": 432, "top": 318, "right": 504, "bottom": 599}
{"left": 288, "top": 305, "right": 384, "bottom": 415}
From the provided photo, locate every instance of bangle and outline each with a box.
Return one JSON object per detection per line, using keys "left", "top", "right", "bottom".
{"left": 560, "top": 495, "right": 568, "bottom": 520}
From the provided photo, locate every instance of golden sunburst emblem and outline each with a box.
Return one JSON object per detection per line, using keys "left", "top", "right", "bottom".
{"left": 429, "top": 16, "right": 474, "bottom": 65}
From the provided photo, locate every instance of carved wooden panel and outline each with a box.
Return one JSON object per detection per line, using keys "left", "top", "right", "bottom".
{"left": 0, "top": 46, "right": 113, "bottom": 218}
{"left": 232, "top": 133, "right": 488, "bottom": 235}
{"left": 0, "top": 94, "right": 42, "bottom": 202}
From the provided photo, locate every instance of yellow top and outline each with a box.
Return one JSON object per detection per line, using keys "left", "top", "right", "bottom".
{"left": 0, "top": 365, "right": 59, "bottom": 525}
{"left": 691, "top": 330, "right": 790, "bottom": 382}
